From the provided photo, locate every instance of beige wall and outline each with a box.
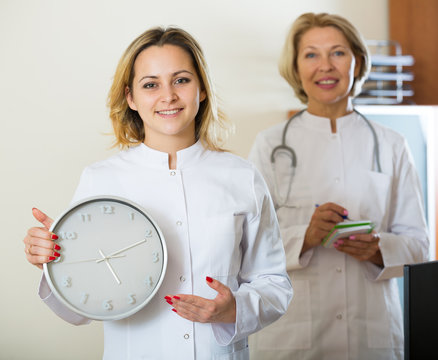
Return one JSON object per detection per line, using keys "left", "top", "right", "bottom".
{"left": 0, "top": 0, "right": 388, "bottom": 358}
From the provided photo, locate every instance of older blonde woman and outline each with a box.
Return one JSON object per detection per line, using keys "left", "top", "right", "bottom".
{"left": 249, "top": 12, "right": 428, "bottom": 360}
{"left": 23, "top": 27, "right": 292, "bottom": 360}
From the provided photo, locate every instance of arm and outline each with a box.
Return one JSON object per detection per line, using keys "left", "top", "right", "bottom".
{"left": 364, "top": 138, "right": 429, "bottom": 281}
{"left": 212, "top": 168, "right": 293, "bottom": 345}
{"left": 24, "top": 169, "right": 94, "bottom": 325}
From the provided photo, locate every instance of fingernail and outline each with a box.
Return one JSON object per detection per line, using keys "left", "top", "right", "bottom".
{"left": 164, "top": 296, "right": 171, "bottom": 301}
{"left": 206, "top": 276, "right": 213, "bottom": 283}
{"left": 54, "top": 251, "right": 60, "bottom": 257}
{"left": 49, "top": 256, "right": 56, "bottom": 261}
{"left": 349, "top": 235, "right": 356, "bottom": 240}
{"left": 333, "top": 241, "right": 338, "bottom": 246}
{"left": 337, "top": 239, "right": 344, "bottom": 245}
{"left": 172, "top": 308, "right": 177, "bottom": 313}
{"left": 173, "top": 296, "right": 180, "bottom": 300}
{"left": 54, "top": 244, "right": 61, "bottom": 250}
{"left": 343, "top": 210, "right": 348, "bottom": 215}
{"left": 166, "top": 300, "right": 173, "bottom": 305}
{"left": 51, "top": 234, "right": 59, "bottom": 240}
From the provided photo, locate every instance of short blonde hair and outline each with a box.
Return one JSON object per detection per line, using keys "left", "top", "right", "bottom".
{"left": 108, "top": 26, "right": 230, "bottom": 150}
{"left": 279, "top": 12, "right": 371, "bottom": 103}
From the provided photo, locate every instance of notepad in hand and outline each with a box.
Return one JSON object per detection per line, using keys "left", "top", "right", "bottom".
{"left": 322, "top": 220, "right": 375, "bottom": 248}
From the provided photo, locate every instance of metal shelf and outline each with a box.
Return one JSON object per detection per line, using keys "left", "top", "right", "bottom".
{"left": 355, "top": 40, "right": 415, "bottom": 105}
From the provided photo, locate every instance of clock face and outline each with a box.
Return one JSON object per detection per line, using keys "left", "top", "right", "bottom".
{"left": 43, "top": 196, "right": 167, "bottom": 321}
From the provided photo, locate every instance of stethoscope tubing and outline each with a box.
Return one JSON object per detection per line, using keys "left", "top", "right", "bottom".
{"left": 270, "top": 109, "right": 381, "bottom": 209}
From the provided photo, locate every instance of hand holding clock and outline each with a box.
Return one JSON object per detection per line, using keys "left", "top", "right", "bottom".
{"left": 23, "top": 208, "right": 60, "bottom": 270}
{"left": 164, "top": 276, "right": 237, "bottom": 323}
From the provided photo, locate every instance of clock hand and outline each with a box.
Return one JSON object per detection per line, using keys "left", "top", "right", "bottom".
{"left": 96, "top": 239, "right": 147, "bottom": 263}
{"left": 63, "top": 254, "right": 126, "bottom": 265}
{"left": 98, "top": 249, "right": 121, "bottom": 285}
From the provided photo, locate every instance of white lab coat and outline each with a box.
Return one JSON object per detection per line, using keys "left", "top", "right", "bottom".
{"left": 38, "top": 141, "right": 292, "bottom": 360}
{"left": 248, "top": 111, "right": 429, "bottom": 360}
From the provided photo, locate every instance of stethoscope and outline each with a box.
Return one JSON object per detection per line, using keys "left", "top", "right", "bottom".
{"left": 270, "top": 109, "right": 381, "bottom": 210}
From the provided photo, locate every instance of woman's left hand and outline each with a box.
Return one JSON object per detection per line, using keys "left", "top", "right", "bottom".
{"left": 164, "top": 276, "right": 236, "bottom": 323}
{"left": 334, "top": 231, "right": 383, "bottom": 266}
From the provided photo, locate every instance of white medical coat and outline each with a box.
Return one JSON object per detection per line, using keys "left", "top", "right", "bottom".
{"left": 39, "top": 141, "right": 292, "bottom": 360}
{"left": 248, "top": 111, "right": 429, "bottom": 360}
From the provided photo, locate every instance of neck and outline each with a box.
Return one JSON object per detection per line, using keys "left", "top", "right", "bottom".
{"left": 307, "top": 97, "right": 354, "bottom": 133}
{"left": 144, "top": 134, "right": 196, "bottom": 170}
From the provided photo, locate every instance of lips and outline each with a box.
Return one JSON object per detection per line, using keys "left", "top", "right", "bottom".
{"left": 156, "top": 108, "right": 183, "bottom": 115}
{"left": 315, "top": 78, "right": 339, "bottom": 89}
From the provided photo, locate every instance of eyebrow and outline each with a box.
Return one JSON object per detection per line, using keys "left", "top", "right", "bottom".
{"left": 302, "top": 44, "right": 348, "bottom": 50}
{"left": 138, "top": 70, "right": 194, "bottom": 83}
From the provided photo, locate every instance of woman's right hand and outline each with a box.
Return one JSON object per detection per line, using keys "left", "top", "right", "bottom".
{"left": 301, "top": 202, "right": 348, "bottom": 255}
{"left": 23, "top": 208, "right": 60, "bottom": 270}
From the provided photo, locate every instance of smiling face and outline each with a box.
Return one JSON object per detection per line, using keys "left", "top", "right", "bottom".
{"left": 126, "top": 44, "right": 206, "bottom": 150}
{"left": 297, "top": 26, "right": 361, "bottom": 115}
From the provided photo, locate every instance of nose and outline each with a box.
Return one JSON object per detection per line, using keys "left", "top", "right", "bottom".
{"left": 318, "top": 55, "right": 334, "bottom": 72}
{"left": 161, "top": 84, "right": 177, "bottom": 103}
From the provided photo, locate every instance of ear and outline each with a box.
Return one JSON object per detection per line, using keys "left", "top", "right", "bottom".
{"left": 354, "top": 55, "right": 362, "bottom": 78}
{"left": 125, "top": 86, "right": 137, "bottom": 111}
{"left": 200, "top": 89, "right": 207, "bottom": 103}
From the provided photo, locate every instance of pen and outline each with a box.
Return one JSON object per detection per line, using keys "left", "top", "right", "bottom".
{"left": 315, "top": 203, "right": 349, "bottom": 220}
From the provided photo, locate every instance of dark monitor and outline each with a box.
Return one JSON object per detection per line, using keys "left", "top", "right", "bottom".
{"left": 404, "top": 260, "right": 438, "bottom": 359}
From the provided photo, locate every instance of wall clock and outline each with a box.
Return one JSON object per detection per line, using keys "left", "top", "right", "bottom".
{"left": 43, "top": 195, "right": 167, "bottom": 321}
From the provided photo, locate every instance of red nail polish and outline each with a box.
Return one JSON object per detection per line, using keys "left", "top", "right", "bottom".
{"left": 173, "top": 296, "right": 180, "bottom": 300}
{"left": 206, "top": 276, "right": 213, "bottom": 283}
{"left": 54, "top": 244, "right": 61, "bottom": 250}
{"left": 172, "top": 308, "right": 177, "bottom": 313}
{"left": 49, "top": 256, "right": 56, "bottom": 261}
{"left": 166, "top": 300, "right": 173, "bottom": 305}
{"left": 54, "top": 251, "right": 60, "bottom": 257}
{"left": 164, "top": 296, "right": 171, "bottom": 301}
{"left": 51, "top": 234, "right": 59, "bottom": 240}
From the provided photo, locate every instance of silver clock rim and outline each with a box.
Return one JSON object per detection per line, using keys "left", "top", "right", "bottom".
{"left": 43, "top": 195, "right": 168, "bottom": 321}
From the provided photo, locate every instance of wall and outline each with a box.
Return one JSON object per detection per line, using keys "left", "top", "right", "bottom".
{"left": 0, "top": 0, "right": 388, "bottom": 358}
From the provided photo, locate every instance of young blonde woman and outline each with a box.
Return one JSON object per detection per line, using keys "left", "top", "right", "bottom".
{"left": 248, "top": 12, "right": 428, "bottom": 360}
{"left": 23, "top": 27, "right": 292, "bottom": 360}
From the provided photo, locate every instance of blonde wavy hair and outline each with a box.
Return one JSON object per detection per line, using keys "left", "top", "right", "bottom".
{"left": 278, "top": 12, "right": 371, "bottom": 103}
{"left": 108, "top": 27, "right": 230, "bottom": 150}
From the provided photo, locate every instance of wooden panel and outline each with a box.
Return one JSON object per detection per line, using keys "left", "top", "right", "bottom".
{"left": 389, "top": 0, "right": 438, "bottom": 105}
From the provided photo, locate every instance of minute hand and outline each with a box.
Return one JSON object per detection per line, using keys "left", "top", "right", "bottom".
{"left": 96, "top": 239, "right": 147, "bottom": 263}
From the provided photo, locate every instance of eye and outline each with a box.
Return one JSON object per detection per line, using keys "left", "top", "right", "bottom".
{"left": 333, "top": 50, "right": 345, "bottom": 56}
{"left": 142, "top": 82, "right": 157, "bottom": 89}
{"left": 175, "top": 77, "right": 190, "bottom": 85}
{"left": 304, "top": 52, "right": 316, "bottom": 59}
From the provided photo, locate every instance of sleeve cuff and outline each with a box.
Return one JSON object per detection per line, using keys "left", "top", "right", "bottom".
{"left": 39, "top": 273, "right": 91, "bottom": 325}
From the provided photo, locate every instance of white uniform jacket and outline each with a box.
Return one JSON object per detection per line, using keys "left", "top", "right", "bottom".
{"left": 39, "top": 141, "right": 293, "bottom": 360}
{"left": 248, "top": 111, "right": 429, "bottom": 360}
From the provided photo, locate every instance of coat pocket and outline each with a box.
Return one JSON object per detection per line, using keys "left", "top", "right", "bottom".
{"left": 365, "top": 277, "right": 403, "bottom": 349}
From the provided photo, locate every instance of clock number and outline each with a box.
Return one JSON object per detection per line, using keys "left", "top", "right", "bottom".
{"left": 80, "top": 213, "right": 91, "bottom": 222}
{"left": 101, "top": 205, "right": 114, "bottom": 214}
{"left": 59, "top": 231, "right": 77, "bottom": 240}
{"left": 103, "top": 300, "right": 113, "bottom": 311}
{"left": 145, "top": 229, "right": 152, "bottom": 238}
{"left": 127, "top": 293, "right": 136, "bottom": 305}
{"left": 61, "top": 276, "right": 72, "bottom": 287}
{"left": 152, "top": 252, "right": 159, "bottom": 263}
{"left": 80, "top": 293, "right": 89, "bottom": 304}
{"left": 145, "top": 276, "right": 154, "bottom": 288}
{"left": 129, "top": 212, "right": 135, "bottom": 221}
